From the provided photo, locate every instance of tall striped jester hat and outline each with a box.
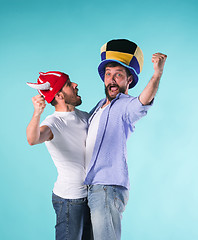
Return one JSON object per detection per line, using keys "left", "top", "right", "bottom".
{"left": 98, "top": 39, "right": 144, "bottom": 88}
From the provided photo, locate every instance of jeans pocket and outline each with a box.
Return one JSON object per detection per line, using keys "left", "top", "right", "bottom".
{"left": 114, "top": 196, "right": 126, "bottom": 213}
{"left": 52, "top": 193, "right": 65, "bottom": 224}
{"left": 113, "top": 187, "right": 129, "bottom": 213}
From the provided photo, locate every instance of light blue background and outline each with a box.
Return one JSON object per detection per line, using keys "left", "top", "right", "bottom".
{"left": 0, "top": 0, "right": 197, "bottom": 239}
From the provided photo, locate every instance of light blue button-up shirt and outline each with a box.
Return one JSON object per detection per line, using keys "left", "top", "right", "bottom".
{"left": 85, "top": 93, "right": 152, "bottom": 190}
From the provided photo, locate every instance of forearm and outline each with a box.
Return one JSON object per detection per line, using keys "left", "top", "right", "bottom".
{"left": 139, "top": 71, "right": 162, "bottom": 105}
{"left": 139, "top": 52, "right": 167, "bottom": 105}
{"left": 26, "top": 112, "right": 42, "bottom": 145}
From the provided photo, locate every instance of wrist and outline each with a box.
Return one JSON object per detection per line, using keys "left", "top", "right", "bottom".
{"left": 33, "top": 111, "right": 42, "bottom": 118}
{"left": 153, "top": 70, "right": 163, "bottom": 78}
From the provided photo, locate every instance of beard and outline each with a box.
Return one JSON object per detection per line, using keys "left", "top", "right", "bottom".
{"left": 105, "top": 83, "right": 127, "bottom": 102}
{"left": 62, "top": 91, "right": 82, "bottom": 106}
{"left": 69, "top": 97, "right": 82, "bottom": 106}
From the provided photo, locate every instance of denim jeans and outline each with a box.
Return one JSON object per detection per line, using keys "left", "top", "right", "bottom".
{"left": 87, "top": 185, "right": 129, "bottom": 240}
{"left": 52, "top": 192, "right": 93, "bottom": 240}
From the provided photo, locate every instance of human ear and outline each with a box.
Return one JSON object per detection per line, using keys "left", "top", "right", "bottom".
{"left": 55, "top": 92, "right": 64, "bottom": 100}
{"left": 128, "top": 75, "right": 133, "bottom": 85}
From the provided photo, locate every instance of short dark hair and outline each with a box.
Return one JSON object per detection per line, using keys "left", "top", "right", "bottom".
{"left": 50, "top": 97, "right": 57, "bottom": 106}
{"left": 105, "top": 62, "right": 132, "bottom": 77}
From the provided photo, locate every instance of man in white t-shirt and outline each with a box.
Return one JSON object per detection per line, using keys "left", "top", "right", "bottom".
{"left": 26, "top": 71, "right": 93, "bottom": 240}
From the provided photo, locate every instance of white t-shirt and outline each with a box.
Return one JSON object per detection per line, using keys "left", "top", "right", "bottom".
{"left": 41, "top": 109, "right": 89, "bottom": 199}
{"left": 85, "top": 106, "right": 107, "bottom": 170}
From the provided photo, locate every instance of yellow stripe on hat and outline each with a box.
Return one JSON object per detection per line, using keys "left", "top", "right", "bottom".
{"left": 106, "top": 51, "right": 133, "bottom": 66}
{"left": 134, "top": 46, "right": 144, "bottom": 72}
{"left": 101, "top": 43, "right": 107, "bottom": 53}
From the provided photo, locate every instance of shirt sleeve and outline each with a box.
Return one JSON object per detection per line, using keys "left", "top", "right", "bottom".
{"left": 124, "top": 96, "right": 153, "bottom": 127}
{"left": 40, "top": 117, "right": 56, "bottom": 142}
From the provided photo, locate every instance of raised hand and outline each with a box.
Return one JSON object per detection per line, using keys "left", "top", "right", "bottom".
{"left": 139, "top": 52, "right": 167, "bottom": 105}
{"left": 32, "top": 95, "right": 46, "bottom": 116}
{"left": 152, "top": 53, "right": 167, "bottom": 75}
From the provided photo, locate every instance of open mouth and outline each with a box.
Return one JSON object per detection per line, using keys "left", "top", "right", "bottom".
{"left": 108, "top": 84, "right": 119, "bottom": 92}
{"left": 76, "top": 91, "right": 81, "bottom": 99}
{"left": 75, "top": 89, "right": 79, "bottom": 96}
{"left": 76, "top": 93, "right": 81, "bottom": 98}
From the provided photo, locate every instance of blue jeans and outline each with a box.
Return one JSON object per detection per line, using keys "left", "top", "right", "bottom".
{"left": 87, "top": 185, "right": 129, "bottom": 240}
{"left": 52, "top": 192, "right": 93, "bottom": 240}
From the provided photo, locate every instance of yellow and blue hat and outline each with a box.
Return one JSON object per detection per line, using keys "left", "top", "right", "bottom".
{"left": 98, "top": 39, "right": 144, "bottom": 88}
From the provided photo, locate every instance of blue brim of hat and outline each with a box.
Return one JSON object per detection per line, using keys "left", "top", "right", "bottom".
{"left": 98, "top": 59, "right": 139, "bottom": 89}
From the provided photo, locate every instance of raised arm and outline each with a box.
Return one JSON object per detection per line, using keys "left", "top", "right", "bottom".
{"left": 26, "top": 95, "right": 53, "bottom": 145}
{"left": 139, "top": 53, "right": 167, "bottom": 105}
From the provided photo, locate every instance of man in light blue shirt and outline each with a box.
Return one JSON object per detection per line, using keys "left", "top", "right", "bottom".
{"left": 85, "top": 39, "right": 167, "bottom": 240}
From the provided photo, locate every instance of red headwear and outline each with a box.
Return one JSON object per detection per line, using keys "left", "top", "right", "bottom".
{"left": 27, "top": 71, "right": 69, "bottom": 103}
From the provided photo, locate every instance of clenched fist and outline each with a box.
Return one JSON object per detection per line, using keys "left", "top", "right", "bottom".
{"left": 152, "top": 53, "right": 167, "bottom": 75}
{"left": 32, "top": 95, "right": 46, "bottom": 116}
